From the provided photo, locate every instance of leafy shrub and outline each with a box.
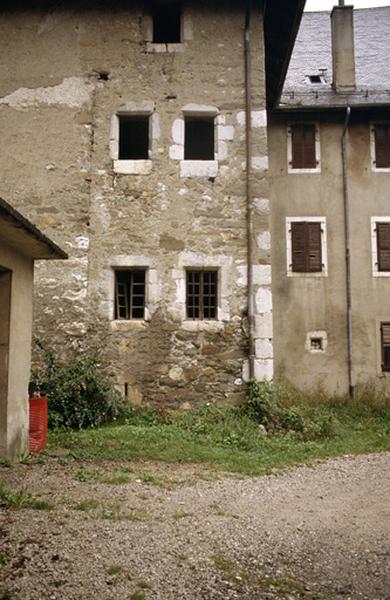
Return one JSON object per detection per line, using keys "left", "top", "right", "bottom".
{"left": 31, "top": 340, "right": 130, "bottom": 430}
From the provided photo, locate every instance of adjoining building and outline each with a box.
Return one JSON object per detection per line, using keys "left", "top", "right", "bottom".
{"left": 269, "top": 4, "right": 390, "bottom": 394}
{"left": 0, "top": 198, "right": 66, "bottom": 460}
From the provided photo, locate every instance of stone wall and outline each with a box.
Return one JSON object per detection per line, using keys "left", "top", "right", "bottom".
{"left": 0, "top": 1, "right": 272, "bottom": 408}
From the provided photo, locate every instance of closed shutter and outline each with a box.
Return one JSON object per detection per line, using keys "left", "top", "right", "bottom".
{"left": 375, "top": 124, "right": 390, "bottom": 168}
{"left": 291, "top": 222, "right": 322, "bottom": 272}
{"left": 377, "top": 222, "right": 390, "bottom": 271}
{"left": 381, "top": 323, "right": 390, "bottom": 371}
{"left": 291, "top": 124, "right": 316, "bottom": 169}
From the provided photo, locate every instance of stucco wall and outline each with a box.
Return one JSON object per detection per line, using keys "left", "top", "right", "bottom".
{"left": 269, "top": 114, "right": 390, "bottom": 393}
{"left": 0, "top": 243, "right": 33, "bottom": 459}
{"left": 0, "top": 2, "right": 271, "bottom": 407}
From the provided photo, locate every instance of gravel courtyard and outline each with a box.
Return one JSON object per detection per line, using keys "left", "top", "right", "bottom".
{"left": 1, "top": 452, "right": 389, "bottom": 599}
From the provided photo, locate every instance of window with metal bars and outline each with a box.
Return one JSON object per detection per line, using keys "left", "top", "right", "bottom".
{"left": 291, "top": 221, "right": 322, "bottom": 272}
{"left": 374, "top": 123, "right": 390, "bottom": 168}
{"left": 152, "top": 2, "right": 181, "bottom": 43}
{"left": 290, "top": 123, "right": 317, "bottom": 169}
{"left": 184, "top": 117, "right": 215, "bottom": 160}
{"left": 114, "top": 269, "right": 146, "bottom": 320}
{"left": 186, "top": 270, "right": 218, "bottom": 320}
{"left": 381, "top": 323, "right": 390, "bottom": 371}
{"left": 376, "top": 222, "right": 390, "bottom": 271}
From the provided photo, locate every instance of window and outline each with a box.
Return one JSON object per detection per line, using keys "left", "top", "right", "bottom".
{"left": 184, "top": 117, "right": 215, "bottom": 160}
{"left": 118, "top": 115, "right": 149, "bottom": 160}
{"left": 373, "top": 123, "right": 390, "bottom": 169}
{"left": 291, "top": 221, "right": 322, "bottom": 273}
{"left": 288, "top": 123, "right": 320, "bottom": 172}
{"left": 186, "top": 270, "right": 217, "bottom": 320}
{"left": 152, "top": 2, "right": 181, "bottom": 43}
{"left": 376, "top": 222, "right": 390, "bottom": 271}
{"left": 114, "top": 269, "right": 146, "bottom": 320}
{"left": 305, "top": 330, "right": 327, "bottom": 353}
{"left": 381, "top": 323, "right": 390, "bottom": 372}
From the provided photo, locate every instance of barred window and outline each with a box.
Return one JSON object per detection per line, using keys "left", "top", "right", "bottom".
{"left": 186, "top": 270, "right": 217, "bottom": 320}
{"left": 115, "top": 269, "right": 146, "bottom": 320}
{"left": 381, "top": 323, "right": 390, "bottom": 372}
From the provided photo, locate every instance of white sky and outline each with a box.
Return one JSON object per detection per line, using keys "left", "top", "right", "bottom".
{"left": 305, "top": 0, "right": 390, "bottom": 10}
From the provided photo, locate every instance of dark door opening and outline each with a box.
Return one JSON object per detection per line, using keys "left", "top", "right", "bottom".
{"left": 0, "top": 267, "right": 12, "bottom": 455}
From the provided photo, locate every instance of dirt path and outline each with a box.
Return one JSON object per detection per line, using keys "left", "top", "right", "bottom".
{"left": 1, "top": 452, "right": 389, "bottom": 599}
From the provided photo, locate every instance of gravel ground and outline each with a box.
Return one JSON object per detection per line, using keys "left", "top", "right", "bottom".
{"left": 0, "top": 452, "right": 389, "bottom": 600}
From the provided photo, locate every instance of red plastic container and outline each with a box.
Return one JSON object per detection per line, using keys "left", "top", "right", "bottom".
{"left": 28, "top": 396, "right": 48, "bottom": 453}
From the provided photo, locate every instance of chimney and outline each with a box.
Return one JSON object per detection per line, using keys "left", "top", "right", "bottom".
{"left": 331, "top": 2, "right": 356, "bottom": 92}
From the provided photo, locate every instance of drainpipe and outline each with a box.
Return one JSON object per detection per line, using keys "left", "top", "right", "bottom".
{"left": 244, "top": 0, "right": 255, "bottom": 379}
{"left": 341, "top": 106, "right": 354, "bottom": 398}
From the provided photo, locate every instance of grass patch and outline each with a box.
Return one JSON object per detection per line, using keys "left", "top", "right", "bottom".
{"left": 106, "top": 564, "right": 122, "bottom": 576}
{"left": 48, "top": 381, "right": 390, "bottom": 476}
{"left": 70, "top": 499, "right": 99, "bottom": 511}
{"left": 0, "top": 480, "right": 52, "bottom": 510}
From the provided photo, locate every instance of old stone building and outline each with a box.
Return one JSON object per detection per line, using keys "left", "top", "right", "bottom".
{"left": 269, "top": 4, "right": 390, "bottom": 394}
{"left": 0, "top": 1, "right": 305, "bottom": 407}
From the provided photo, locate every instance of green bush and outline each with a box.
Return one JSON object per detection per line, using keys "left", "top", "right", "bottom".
{"left": 31, "top": 340, "right": 130, "bottom": 430}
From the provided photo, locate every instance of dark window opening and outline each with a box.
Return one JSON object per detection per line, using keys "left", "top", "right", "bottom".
{"left": 291, "top": 221, "right": 322, "bottom": 273}
{"left": 310, "top": 337, "right": 323, "bottom": 351}
{"left": 376, "top": 222, "right": 390, "bottom": 271}
{"left": 118, "top": 115, "right": 149, "bottom": 160}
{"left": 184, "top": 117, "right": 214, "bottom": 160}
{"left": 186, "top": 270, "right": 217, "bottom": 320}
{"left": 153, "top": 2, "right": 181, "bottom": 43}
{"left": 309, "top": 75, "right": 322, "bottom": 84}
{"left": 291, "top": 123, "right": 317, "bottom": 169}
{"left": 374, "top": 123, "right": 390, "bottom": 168}
{"left": 381, "top": 323, "right": 390, "bottom": 371}
{"left": 115, "top": 269, "right": 146, "bottom": 320}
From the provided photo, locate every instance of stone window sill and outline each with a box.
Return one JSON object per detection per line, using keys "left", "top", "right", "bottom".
{"left": 181, "top": 320, "right": 224, "bottom": 332}
{"left": 180, "top": 160, "right": 218, "bottom": 178}
{"left": 113, "top": 159, "right": 152, "bottom": 175}
{"left": 110, "top": 320, "right": 149, "bottom": 331}
{"left": 145, "top": 42, "right": 185, "bottom": 53}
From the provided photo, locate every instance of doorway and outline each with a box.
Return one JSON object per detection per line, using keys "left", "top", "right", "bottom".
{"left": 0, "top": 267, "right": 12, "bottom": 455}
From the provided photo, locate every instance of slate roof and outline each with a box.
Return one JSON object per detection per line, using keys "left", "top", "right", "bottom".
{"left": 280, "top": 7, "right": 390, "bottom": 109}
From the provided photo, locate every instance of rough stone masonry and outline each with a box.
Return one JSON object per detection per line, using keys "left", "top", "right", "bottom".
{"left": 0, "top": 1, "right": 272, "bottom": 408}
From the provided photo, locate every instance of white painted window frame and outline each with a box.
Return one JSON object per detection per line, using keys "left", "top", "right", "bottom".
{"left": 370, "top": 122, "right": 390, "bottom": 173}
{"left": 286, "top": 216, "right": 328, "bottom": 277}
{"left": 142, "top": 4, "right": 193, "bottom": 53}
{"left": 170, "top": 104, "right": 223, "bottom": 178}
{"left": 371, "top": 216, "right": 390, "bottom": 277}
{"left": 110, "top": 101, "right": 159, "bottom": 175}
{"left": 287, "top": 122, "right": 321, "bottom": 174}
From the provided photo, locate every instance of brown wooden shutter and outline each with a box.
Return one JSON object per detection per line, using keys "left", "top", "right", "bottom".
{"left": 377, "top": 222, "right": 390, "bottom": 271}
{"left": 291, "top": 124, "right": 316, "bottom": 169}
{"left": 381, "top": 323, "right": 390, "bottom": 371}
{"left": 375, "top": 124, "right": 390, "bottom": 168}
{"left": 291, "top": 222, "right": 322, "bottom": 273}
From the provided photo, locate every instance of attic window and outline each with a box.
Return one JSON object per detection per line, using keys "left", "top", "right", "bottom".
{"left": 153, "top": 2, "right": 181, "bottom": 43}
{"left": 308, "top": 74, "right": 323, "bottom": 84}
{"left": 118, "top": 115, "right": 149, "bottom": 160}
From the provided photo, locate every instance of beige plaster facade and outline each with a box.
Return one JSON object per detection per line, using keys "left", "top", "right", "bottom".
{"left": 0, "top": 1, "right": 280, "bottom": 408}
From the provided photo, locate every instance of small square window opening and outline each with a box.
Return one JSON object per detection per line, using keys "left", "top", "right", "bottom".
{"left": 118, "top": 115, "right": 149, "bottom": 160}
{"left": 381, "top": 323, "right": 390, "bottom": 372}
{"left": 308, "top": 75, "right": 322, "bottom": 84}
{"left": 115, "top": 269, "right": 146, "bottom": 320}
{"left": 184, "top": 117, "right": 215, "bottom": 160}
{"left": 153, "top": 2, "right": 181, "bottom": 43}
{"left": 186, "top": 270, "right": 217, "bottom": 320}
{"left": 374, "top": 123, "right": 390, "bottom": 169}
{"left": 291, "top": 123, "right": 317, "bottom": 169}
{"left": 310, "top": 337, "right": 323, "bottom": 351}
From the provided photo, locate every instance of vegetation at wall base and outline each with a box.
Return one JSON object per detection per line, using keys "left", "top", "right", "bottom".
{"left": 30, "top": 339, "right": 131, "bottom": 430}
{"left": 47, "top": 379, "right": 390, "bottom": 475}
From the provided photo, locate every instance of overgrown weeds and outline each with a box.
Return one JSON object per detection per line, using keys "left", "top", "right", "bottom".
{"left": 0, "top": 479, "right": 51, "bottom": 510}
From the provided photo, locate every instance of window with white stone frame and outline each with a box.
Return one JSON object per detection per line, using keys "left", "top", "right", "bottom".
{"left": 371, "top": 217, "right": 390, "bottom": 276}
{"left": 370, "top": 123, "right": 390, "bottom": 172}
{"left": 170, "top": 104, "right": 222, "bottom": 178}
{"left": 287, "top": 122, "right": 321, "bottom": 174}
{"left": 286, "top": 217, "right": 328, "bottom": 277}
{"left": 109, "top": 101, "right": 159, "bottom": 175}
{"left": 142, "top": 1, "right": 193, "bottom": 53}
